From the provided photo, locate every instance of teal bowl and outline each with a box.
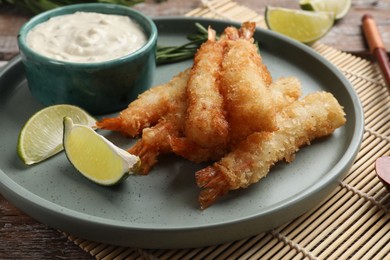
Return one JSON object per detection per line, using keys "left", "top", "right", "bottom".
{"left": 17, "top": 3, "right": 157, "bottom": 115}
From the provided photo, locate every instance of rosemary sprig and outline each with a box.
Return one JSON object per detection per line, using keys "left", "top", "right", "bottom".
{"left": 156, "top": 23, "right": 209, "bottom": 65}
{"left": 156, "top": 23, "right": 262, "bottom": 65}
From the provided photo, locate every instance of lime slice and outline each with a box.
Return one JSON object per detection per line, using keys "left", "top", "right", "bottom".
{"left": 300, "top": 0, "right": 351, "bottom": 20}
{"left": 265, "top": 6, "right": 334, "bottom": 44}
{"left": 18, "top": 104, "right": 96, "bottom": 165}
{"left": 63, "top": 117, "right": 140, "bottom": 186}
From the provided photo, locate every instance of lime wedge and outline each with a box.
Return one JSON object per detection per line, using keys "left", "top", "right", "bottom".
{"left": 63, "top": 117, "right": 140, "bottom": 186}
{"left": 265, "top": 6, "right": 334, "bottom": 44}
{"left": 18, "top": 104, "right": 96, "bottom": 165}
{"left": 300, "top": 0, "right": 351, "bottom": 20}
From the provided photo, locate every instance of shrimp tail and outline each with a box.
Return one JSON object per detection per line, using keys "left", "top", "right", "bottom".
{"left": 239, "top": 21, "right": 256, "bottom": 40}
{"left": 195, "top": 166, "right": 229, "bottom": 209}
{"left": 95, "top": 118, "right": 123, "bottom": 132}
{"left": 208, "top": 26, "right": 217, "bottom": 41}
{"left": 128, "top": 119, "right": 181, "bottom": 174}
{"left": 128, "top": 141, "right": 158, "bottom": 175}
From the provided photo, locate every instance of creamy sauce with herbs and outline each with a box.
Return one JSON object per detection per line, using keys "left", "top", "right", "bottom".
{"left": 26, "top": 12, "right": 147, "bottom": 63}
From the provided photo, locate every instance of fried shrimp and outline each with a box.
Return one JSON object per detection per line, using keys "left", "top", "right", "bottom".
{"left": 195, "top": 92, "right": 346, "bottom": 209}
{"left": 221, "top": 22, "right": 276, "bottom": 145}
{"left": 94, "top": 23, "right": 347, "bottom": 211}
{"left": 238, "top": 22, "right": 272, "bottom": 86}
{"left": 127, "top": 80, "right": 188, "bottom": 174}
{"left": 96, "top": 69, "right": 190, "bottom": 137}
{"left": 170, "top": 77, "right": 302, "bottom": 163}
{"left": 128, "top": 116, "right": 182, "bottom": 174}
{"left": 169, "top": 137, "right": 227, "bottom": 163}
{"left": 270, "top": 76, "right": 302, "bottom": 111}
{"left": 184, "top": 27, "right": 229, "bottom": 148}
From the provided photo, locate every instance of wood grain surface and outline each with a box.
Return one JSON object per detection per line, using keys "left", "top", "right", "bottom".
{"left": 1, "top": 0, "right": 389, "bottom": 259}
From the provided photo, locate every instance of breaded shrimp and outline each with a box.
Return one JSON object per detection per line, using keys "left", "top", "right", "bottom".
{"left": 128, "top": 116, "right": 182, "bottom": 175}
{"left": 270, "top": 76, "right": 302, "bottom": 111}
{"left": 219, "top": 23, "right": 272, "bottom": 87}
{"left": 134, "top": 75, "right": 302, "bottom": 172}
{"left": 221, "top": 26, "right": 240, "bottom": 40}
{"left": 196, "top": 92, "right": 346, "bottom": 209}
{"left": 102, "top": 74, "right": 302, "bottom": 172}
{"left": 127, "top": 80, "right": 188, "bottom": 174}
{"left": 238, "top": 22, "right": 272, "bottom": 86}
{"left": 169, "top": 137, "right": 227, "bottom": 163}
{"left": 221, "top": 22, "right": 277, "bottom": 145}
{"left": 170, "top": 77, "right": 302, "bottom": 163}
{"left": 184, "top": 27, "right": 229, "bottom": 148}
{"left": 96, "top": 69, "right": 190, "bottom": 137}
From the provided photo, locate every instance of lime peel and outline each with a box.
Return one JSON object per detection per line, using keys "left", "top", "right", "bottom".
{"left": 265, "top": 6, "right": 334, "bottom": 44}
{"left": 63, "top": 117, "right": 140, "bottom": 186}
{"left": 17, "top": 104, "right": 96, "bottom": 165}
{"left": 299, "top": 0, "right": 351, "bottom": 20}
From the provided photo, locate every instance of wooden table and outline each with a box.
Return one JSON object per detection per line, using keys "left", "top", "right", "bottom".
{"left": 1, "top": 0, "right": 389, "bottom": 259}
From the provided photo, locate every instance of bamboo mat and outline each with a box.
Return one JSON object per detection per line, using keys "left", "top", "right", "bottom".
{"left": 65, "top": 0, "right": 390, "bottom": 259}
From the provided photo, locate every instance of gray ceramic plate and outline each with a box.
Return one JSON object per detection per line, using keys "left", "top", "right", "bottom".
{"left": 0, "top": 17, "right": 364, "bottom": 249}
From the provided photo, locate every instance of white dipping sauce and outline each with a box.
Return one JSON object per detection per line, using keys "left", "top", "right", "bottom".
{"left": 26, "top": 12, "right": 147, "bottom": 63}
